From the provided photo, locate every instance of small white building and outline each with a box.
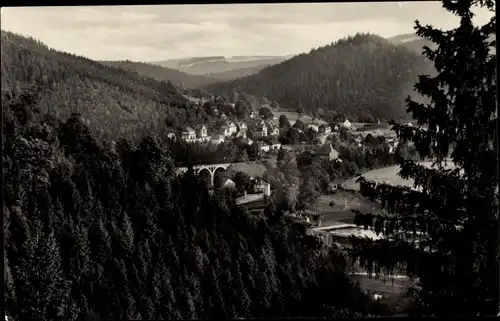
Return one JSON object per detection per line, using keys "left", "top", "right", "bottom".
{"left": 226, "top": 121, "right": 238, "bottom": 135}
{"left": 257, "top": 141, "right": 270, "bottom": 152}
{"left": 254, "top": 180, "right": 271, "bottom": 196}
{"left": 266, "top": 120, "right": 280, "bottom": 136}
{"left": 249, "top": 111, "right": 257, "bottom": 119}
{"left": 342, "top": 119, "right": 352, "bottom": 129}
{"left": 308, "top": 124, "right": 319, "bottom": 132}
{"left": 222, "top": 178, "right": 236, "bottom": 190}
{"left": 195, "top": 125, "right": 209, "bottom": 142}
{"left": 256, "top": 121, "right": 268, "bottom": 137}
{"left": 269, "top": 139, "right": 281, "bottom": 151}
{"left": 167, "top": 132, "right": 177, "bottom": 140}
{"left": 324, "top": 126, "right": 332, "bottom": 134}
{"left": 236, "top": 122, "right": 248, "bottom": 138}
{"left": 181, "top": 127, "right": 197, "bottom": 142}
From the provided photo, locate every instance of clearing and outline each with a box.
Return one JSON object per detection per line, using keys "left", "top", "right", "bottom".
{"left": 225, "top": 161, "right": 267, "bottom": 178}
{"left": 272, "top": 111, "right": 327, "bottom": 126}
{"left": 342, "top": 160, "right": 457, "bottom": 191}
{"left": 310, "top": 191, "right": 381, "bottom": 226}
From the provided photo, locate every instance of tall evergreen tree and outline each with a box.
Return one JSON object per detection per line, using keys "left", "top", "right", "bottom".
{"left": 349, "top": 0, "right": 498, "bottom": 316}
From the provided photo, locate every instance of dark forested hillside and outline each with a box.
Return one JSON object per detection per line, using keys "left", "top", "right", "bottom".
{"left": 100, "top": 60, "right": 220, "bottom": 88}
{"left": 3, "top": 88, "right": 377, "bottom": 321}
{"left": 0, "top": 31, "right": 216, "bottom": 141}
{"left": 205, "top": 33, "right": 434, "bottom": 122}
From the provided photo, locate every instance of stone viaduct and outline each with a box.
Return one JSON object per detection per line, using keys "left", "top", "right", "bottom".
{"left": 175, "top": 162, "right": 243, "bottom": 186}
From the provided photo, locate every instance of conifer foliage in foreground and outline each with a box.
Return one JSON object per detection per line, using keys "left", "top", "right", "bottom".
{"left": 3, "top": 88, "right": 374, "bottom": 320}
{"left": 349, "top": 0, "right": 498, "bottom": 316}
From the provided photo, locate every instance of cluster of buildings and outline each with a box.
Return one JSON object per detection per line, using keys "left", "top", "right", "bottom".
{"left": 175, "top": 118, "right": 282, "bottom": 147}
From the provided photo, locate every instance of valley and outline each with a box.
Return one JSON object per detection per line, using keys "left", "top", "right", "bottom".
{"left": 2, "top": 1, "right": 496, "bottom": 319}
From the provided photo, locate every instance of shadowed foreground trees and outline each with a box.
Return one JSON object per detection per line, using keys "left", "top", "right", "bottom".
{"left": 349, "top": 0, "right": 498, "bottom": 316}
{"left": 3, "top": 88, "right": 376, "bottom": 320}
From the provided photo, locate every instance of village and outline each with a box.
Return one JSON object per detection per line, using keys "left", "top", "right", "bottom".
{"left": 169, "top": 100, "right": 406, "bottom": 245}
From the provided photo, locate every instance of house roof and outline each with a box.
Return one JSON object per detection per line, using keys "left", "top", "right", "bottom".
{"left": 316, "top": 143, "right": 338, "bottom": 155}
{"left": 184, "top": 127, "right": 195, "bottom": 133}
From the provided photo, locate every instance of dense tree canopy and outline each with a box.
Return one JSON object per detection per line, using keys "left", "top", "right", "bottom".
{"left": 205, "top": 33, "right": 435, "bottom": 122}
{"left": 349, "top": 0, "right": 498, "bottom": 316}
{"left": 3, "top": 86, "right": 381, "bottom": 320}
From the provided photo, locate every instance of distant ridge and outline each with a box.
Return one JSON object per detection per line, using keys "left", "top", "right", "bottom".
{"left": 100, "top": 60, "right": 220, "bottom": 88}
{"left": 205, "top": 33, "right": 434, "bottom": 122}
{"left": 149, "top": 55, "right": 291, "bottom": 79}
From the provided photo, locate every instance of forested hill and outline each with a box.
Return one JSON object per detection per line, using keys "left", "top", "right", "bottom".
{"left": 205, "top": 33, "right": 434, "bottom": 122}
{"left": 0, "top": 30, "right": 209, "bottom": 141}
{"left": 100, "top": 60, "right": 220, "bottom": 88}
{"left": 3, "top": 84, "right": 377, "bottom": 321}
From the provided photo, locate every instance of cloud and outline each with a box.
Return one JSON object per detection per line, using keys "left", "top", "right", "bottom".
{"left": 1, "top": 3, "right": 494, "bottom": 61}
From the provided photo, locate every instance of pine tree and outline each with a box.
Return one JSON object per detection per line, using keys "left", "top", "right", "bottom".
{"left": 349, "top": 0, "right": 497, "bottom": 316}
{"left": 16, "top": 229, "right": 70, "bottom": 321}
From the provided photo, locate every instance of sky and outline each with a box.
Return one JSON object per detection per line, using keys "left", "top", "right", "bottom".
{"left": 1, "top": 2, "right": 494, "bottom": 62}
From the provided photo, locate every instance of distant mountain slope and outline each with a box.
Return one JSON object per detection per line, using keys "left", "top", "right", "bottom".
{"left": 389, "top": 32, "right": 495, "bottom": 55}
{"left": 388, "top": 33, "right": 437, "bottom": 54}
{"left": 100, "top": 60, "right": 219, "bottom": 88}
{"left": 207, "top": 65, "right": 269, "bottom": 81}
{"left": 150, "top": 55, "right": 291, "bottom": 77}
{"left": 1, "top": 30, "right": 213, "bottom": 141}
{"left": 205, "top": 33, "right": 434, "bottom": 122}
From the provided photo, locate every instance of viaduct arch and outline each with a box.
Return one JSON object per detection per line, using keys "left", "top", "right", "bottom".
{"left": 175, "top": 163, "right": 234, "bottom": 186}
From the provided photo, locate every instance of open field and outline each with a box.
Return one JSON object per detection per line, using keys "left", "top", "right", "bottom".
{"left": 342, "top": 160, "right": 456, "bottom": 191}
{"left": 355, "top": 127, "right": 397, "bottom": 139}
{"left": 272, "top": 110, "right": 327, "bottom": 125}
{"left": 311, "top": 160, "right": 456, "bottom": 225}
{"left": 352, "top": 274, "right": 412, "bottom": 298}
{"left": 226, "top": 162, "right": 267, "bottom": 178}
{"left": 310, "top": 191, "right": 381, "bottom": 226}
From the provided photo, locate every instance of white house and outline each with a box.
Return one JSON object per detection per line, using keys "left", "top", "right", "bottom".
{"left": 342, "top": 119, "right": 352, "bottom": 129}
{"left": 195, "top": 125, "right": 209, "bottom": 142}
{"left": 308, "top": 124, "right": 319, "bottom": 132}
{"left": 222, "top": 178, "right": 236, "bottom": 190}
{"left": 269, "top": 139, "right": 281, "bottom": 151}
{"left": 257, "top": 141, "right": 270, "bottom": 152}
{"left": 167, "top": 132, "right": 177, "bottom": 140}
{"left": 256, "top": 121, "right": 268, "bottom": 137}
{"left": 226, "top": 121, "right": 238, "bottom": 135}
{"left": 249, "top": 111, "right": 257, "bottom": 119}
{"left": 254, "top": 180, "right": 271, "bottom": 196}
{"left": 324, "top": 126, "right": 332, "bottom": 134}
{"left": 181, "top": 127, "right": 196, "bottom": 142}
{"left": 220, "top": 125, "right": 232, "bottom": 137}
{"left": 267, "top": 121, "right": 280, "bottom": 136}
{"left": 236, "top": 122, "right": 248, "bottom": 138}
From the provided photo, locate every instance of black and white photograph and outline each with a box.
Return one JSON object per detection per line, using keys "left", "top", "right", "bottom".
{"left": 1, "top": 1, "right": 498, "bottom": 319}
